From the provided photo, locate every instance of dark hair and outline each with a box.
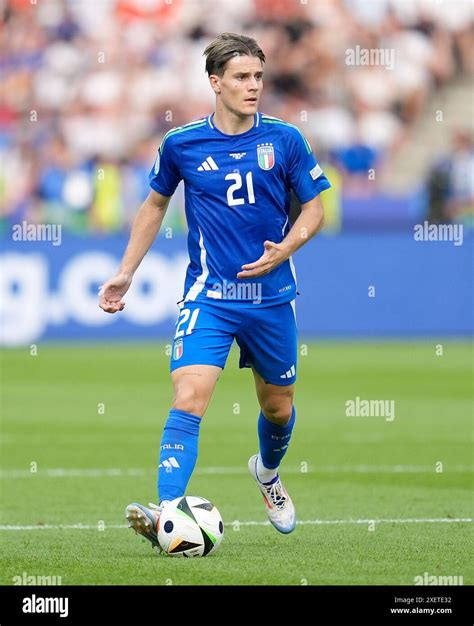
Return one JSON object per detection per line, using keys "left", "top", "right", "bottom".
{"left": 203, "top": 33, "right": 266, "bottom": 77}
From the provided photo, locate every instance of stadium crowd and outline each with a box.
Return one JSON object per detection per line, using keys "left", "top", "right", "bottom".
{"left": 1, "top": 0, "right": 473, "bottom": 233}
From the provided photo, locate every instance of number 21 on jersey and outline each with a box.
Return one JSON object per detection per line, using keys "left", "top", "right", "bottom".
{"left": 225, "top": 172, "right": 255, "bottom": 207}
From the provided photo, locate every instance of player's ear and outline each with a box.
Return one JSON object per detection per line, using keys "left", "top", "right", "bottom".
{"left": 209, "top": 74, "right": 221, "bottom": 94}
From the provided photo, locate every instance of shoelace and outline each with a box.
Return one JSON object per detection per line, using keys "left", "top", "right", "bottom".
{"left": 263, "top": 480, "right": 288, "bottom": 510}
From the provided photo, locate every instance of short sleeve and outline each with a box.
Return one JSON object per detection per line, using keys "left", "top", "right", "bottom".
{"left": 287, "top": 130, "right": 331, "bottom": 204}
{"left": 149, "top": 134, "right": 182, "bottom": 197}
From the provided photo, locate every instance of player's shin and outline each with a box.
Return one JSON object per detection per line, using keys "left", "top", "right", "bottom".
{"left": 257, "top": 407, "right": 296, "bottom": 483}
{"left": 158, "top": 408, "right": 201, "bottom": 503}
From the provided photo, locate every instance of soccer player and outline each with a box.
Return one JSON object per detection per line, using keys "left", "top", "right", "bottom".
{"left": 99, "top": 33, "right": 330, "bottom": 549}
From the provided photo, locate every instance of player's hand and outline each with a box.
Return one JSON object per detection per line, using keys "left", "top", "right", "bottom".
{"left": 98, "top": 272, "right": 132, "bottom": 314}
{"left": 237, "top": 240, "right": 289, "bottom": 279}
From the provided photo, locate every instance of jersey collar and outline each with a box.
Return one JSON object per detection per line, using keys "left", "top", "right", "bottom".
{"left": 207, "top": 112, "right": 260, "bottom": 134}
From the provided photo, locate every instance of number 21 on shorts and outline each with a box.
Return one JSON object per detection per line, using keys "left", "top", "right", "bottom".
{"left": 175, "top": 308, "right": 200, "bottom": 338}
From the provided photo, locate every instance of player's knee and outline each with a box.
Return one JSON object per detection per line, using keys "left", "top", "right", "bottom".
{"left": 261, "top": 397, "right": 294, "bottom": 426}
{"left": 172, "top": 386, "right": 208, "bottom": 417}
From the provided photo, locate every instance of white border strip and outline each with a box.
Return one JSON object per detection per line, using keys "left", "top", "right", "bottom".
{"left": 183, "top": 226, "right": 209, "bottom": 302}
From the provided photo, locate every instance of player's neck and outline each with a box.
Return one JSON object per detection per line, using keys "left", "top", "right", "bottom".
{"left": 212, "top": 107, "right": 255, "bottom": 136}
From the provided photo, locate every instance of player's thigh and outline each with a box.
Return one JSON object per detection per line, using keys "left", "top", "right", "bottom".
{"left": 236, "top": 300, "right": 298, "bottom": 387}
{"left": 169, "top": 301, "right": 236, "bottom": 416}
{"left": 171, "top": 365, "right": 222, "bottom": 417}
{"left": 252, "top": 366, "right": 294, "bottom": 424}
{"left": 170, "top": 301, "right": 236, "bottom": 370}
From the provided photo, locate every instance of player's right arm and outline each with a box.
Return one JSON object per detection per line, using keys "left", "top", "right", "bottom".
{"left": 100, "top": 129, "right": 182, "bottom": 314}
{"left": 99, "top": 189, "right": 171, "bottom": 314}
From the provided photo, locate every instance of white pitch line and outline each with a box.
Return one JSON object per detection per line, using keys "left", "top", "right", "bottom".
{"left": 0, "top": 465, "right": 472, "bottom": 479}
{"left": 0, "top": 518, "right": 472, "bottom": 531}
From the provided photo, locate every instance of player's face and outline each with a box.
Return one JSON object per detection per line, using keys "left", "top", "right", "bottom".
{"left": 216, "top": 55, "right": 263, "bottom": 117}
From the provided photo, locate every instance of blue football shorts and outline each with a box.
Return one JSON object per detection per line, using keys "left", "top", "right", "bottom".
{"left": 169, "top": 299, "right": 297, "bottom": 386}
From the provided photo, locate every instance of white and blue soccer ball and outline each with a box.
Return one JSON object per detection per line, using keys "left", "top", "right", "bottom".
{"left": 157, "top": 496, "right": 224, "bottom": 557}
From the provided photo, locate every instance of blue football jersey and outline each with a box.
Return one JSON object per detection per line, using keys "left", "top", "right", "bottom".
{"left": 149, "top": 112, "right": 331, "bottom": 306}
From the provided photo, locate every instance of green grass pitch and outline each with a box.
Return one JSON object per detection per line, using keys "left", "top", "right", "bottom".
{"left": 0, "top": 341, "right": 472, "bottom": 585}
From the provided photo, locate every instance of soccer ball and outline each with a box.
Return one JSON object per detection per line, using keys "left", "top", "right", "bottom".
{"left": 157, "top": 496, "right": 224, "bottom": 557}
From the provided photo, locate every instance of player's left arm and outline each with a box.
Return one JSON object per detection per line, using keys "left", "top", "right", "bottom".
{"left": 238, "top": 127, "right": 329, "bottom": 279}
{"left": 237, "top": 194, "right": 324, "bottom": 278}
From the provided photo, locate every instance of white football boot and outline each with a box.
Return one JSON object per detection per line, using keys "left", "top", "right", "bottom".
{"left": 248, "top": 454, "right": 296, "bottom": 534}
{"left": 125, "top": 502, "right": 168, "bottom": 551}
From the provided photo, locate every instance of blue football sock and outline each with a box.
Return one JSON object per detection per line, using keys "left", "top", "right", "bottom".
{"left": 158, "top": 408, "right": 201, "bottom": 504}
{"left": 258, "top": 406, "right": 296, "bottom": 471}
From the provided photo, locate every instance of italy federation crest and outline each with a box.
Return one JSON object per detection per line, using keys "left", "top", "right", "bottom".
{"left": 257, "top": 143, "right": 275, "bottom": 170}
{"left": 173, "top": 338, "right": 183, "bottom": 360}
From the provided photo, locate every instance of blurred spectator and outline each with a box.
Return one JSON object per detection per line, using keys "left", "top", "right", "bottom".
{"left": 427, "top": 129, "right": 474, "bottom": 225}
{"left": 331, "top": 140, "right": 379, "bottom": 196}
{"left": 37, "top": 136, "right": 94, "bottom": 232}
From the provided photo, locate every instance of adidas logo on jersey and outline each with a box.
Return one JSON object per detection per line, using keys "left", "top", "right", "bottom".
{"left": 198, "top": 156, "right": 219, "bottom": 171}
{"left": 159, "top": 457, "right": 180, "bottom": 470}
{"left": 280, "top": 365, "right": 296, "bottom": 379}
